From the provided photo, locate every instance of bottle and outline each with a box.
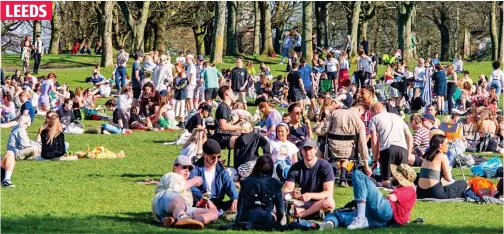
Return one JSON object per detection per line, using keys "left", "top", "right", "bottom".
{"left": 287, "top": 201, "right": 294, "bottom": 224}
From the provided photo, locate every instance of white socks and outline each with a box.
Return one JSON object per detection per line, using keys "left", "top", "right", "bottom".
{"left": 3, "top": 171, "right": 12, "bottom": 182}
{"left": 357, "top": 203, "right": 366, "bottom": 218}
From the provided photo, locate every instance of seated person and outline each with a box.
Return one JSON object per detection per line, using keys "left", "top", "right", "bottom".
{"left": 57, "top": 99, "right": 84, "bottom": 133}
{"left": 128, "top": 106, "right": 154, "bottom": 131}
{"left": 40, "top": 114, "right": 67, "bottom": 160}
{"left": 287, "top": 103, "right": 313, "bottom": 149}
{"left": 234, "top": 121, "right": 271, "bottom": 178}
{"left": 80, "top": 44, "right": 91, "bottom": 54}
{"left": 417, "top": 134, "right": 468, "bottom": 199}
{"left": 319, "top": 164, "right": 417, "bottom": 230}
{"left": 90, "top": 71, "right": 106, "bottom": 86}
{"left": 410, "top": 114, "right": 430, "bottom": 166}
{"left": 422, "top": 113, "right": 437, "bottom": 131}
{"left": 5, "top": 115, "right": 40, "bottom": 161}
{"left": 101, "top": 99, "right": 130, "bottom": 135}
{"left": 270, "top": 75, "right": 288, "bottom": 106}
{"left": 189, "top": 139, "right": 238, "bottom": 211}
{"left": 282, "top": 138, "right": 335, "bottom": 219}
{"left": 94, "top": 42, "right": 103, "bottom": 54}
{"left": 257, "top": 102, "right": 282, "bottom": 140}
{"left": 149, "top": 95, "right": 178, "bottom": 130}
{"left": 212, "top": 86, "right": 243, "bottom": 149}
{"left": 181, "top": 129, "right": 207, "bottom": 162}
{"left": 139, "top": 82, "right": 161, "bottom": 117}
{"left": 152, "top": 156, "right": 218, "bottom": 229}
{"left": 230, "top": 101, "right": 260, "bottom": 124}
{"left": 185, "top": 103, "right": 211, "bottom": 134}
{"left": 1, "top": 145, "right": 16, "bottom": 187}
{"left": 270, "top": 123, "right": 298, "bottom": 182}
{"left": 235, "top": 155, "right": 284, "bottom": 227}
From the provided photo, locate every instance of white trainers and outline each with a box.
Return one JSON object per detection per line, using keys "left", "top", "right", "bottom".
{"left": 318, "top": 221, "right": 335, "bottom": 230}
{"left": 347, "top": 217, "right": 369, "bottom": 230}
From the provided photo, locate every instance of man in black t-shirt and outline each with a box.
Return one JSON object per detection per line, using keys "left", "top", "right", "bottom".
{"left": 186, "top": 103, "right": 212, "bottom": 133}
{"left": 102, "top": 99, "right": 129, "bottom": 134}
{"left": 286, "top": 62, "right": 306, "bottom": 104}
{"left": 360, "top": 36, "right": 369, "bottom": 55}
{"left": 212, "top": 85, "right": 242, "bottom": 149}
{"left": 283, "top": 138, "right": 335, "bottom": 219}
{"left": 230, "top": 57, "right": 248, "bottom": 109}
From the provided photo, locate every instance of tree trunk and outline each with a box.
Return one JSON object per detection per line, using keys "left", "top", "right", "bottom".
{"left": 112, "top": 7, "right": 122, "bottom": 49}
{"left": 33, "top": 20, "right": 42, "bottom": 44}
{"left": 500, "top": 3, "right": 504, "bottom": 64}
{"left": 253, "top": 1, "right": 261, "bottom": 55}
{"left": 454, "top": 7, "right": 459, "bottom": 57}
{"left": 491, "top": 1, "right": 499, "bottom": 60}
{"left": 463, "top": 27, "right": 471, "bottom": 58}
{"left": 440, "top": 26, "right": 450, "bottom": 61}
{"left": 498, "top": 2, "right": 503, "bottom": 59}
{"left": 321, "top": 2, "right": 328, "bottom": 47}
{"left": 397, "top": 3, "right": 414, "bottom": 62}
{"left": 193, "top": 23, "right": 207, "bottom": 56}
{"left": 204, "top": 19, "right": 214, "bottom": 56}
{"left": 118, "top": 1, "right": 150, "bottom": 53}
{"left": 302, "top": 1, "right": 313, "bottom": 61}
{"left": 274, "top": 26, "right": 282, "bottom": 54}
{"left": 48, "top": 2, "right": 61, "bottom": 54}
{"left": 350, "top": 1, "right": 361, "bottom": 58}
{"left": 404, "top": 10, "right": 413, "bottom": 62}
{"left": 211, "top": 1, "right": 226, "bottom": 63}
{"left": 315, "top": 2, "right": 322, "bottom": 47}
{"left": 360, "top": 21, "right": 368, "bottom": 44}
{"left": 154, "top": 21, "right": 166, "bottom": 54}
{"left": 226, "top": 1, "right": 238, "bottom": 56}
{"left": 261, "top": 1, "right": 275, "bottom": 56}
{"left": 100, "top": 1, "right": 114, "bottom": 67}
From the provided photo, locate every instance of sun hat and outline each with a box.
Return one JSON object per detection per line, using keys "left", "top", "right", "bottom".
{"left": 390, "top": 163, "right": 417, "bottom": 187}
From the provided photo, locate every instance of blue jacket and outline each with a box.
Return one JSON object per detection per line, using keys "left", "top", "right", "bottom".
{"left": 189, "top": 157, "right": 239, "bottom": 203}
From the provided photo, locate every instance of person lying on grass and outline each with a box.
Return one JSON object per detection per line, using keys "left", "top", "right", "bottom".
{"left": 152, "top": 156, "right": 218, "bottom": 230}
{"left": 189, "top": 139, "right": 239, "bottom": 212}
{"left": 318, "top": 164, "right": 417, "bottom": 230}
{"left": 101, "top": 99, "right": 132, "bottom": 135}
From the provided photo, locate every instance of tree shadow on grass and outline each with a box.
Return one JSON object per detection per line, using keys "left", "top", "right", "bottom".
{"left": 1, "top": 214, "right": 501, "bottom": 233}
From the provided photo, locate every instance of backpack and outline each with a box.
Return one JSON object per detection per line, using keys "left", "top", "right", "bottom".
{"left": 242, "top": 180, "right": 275, "bottom": 211}
{"left": 468, "top": 176, "right": 498, "bottom": 198}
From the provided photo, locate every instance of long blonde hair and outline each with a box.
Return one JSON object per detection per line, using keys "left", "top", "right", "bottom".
{"left": 182, "top": 129, "right": 207, "bottom": 153}
{"left": 46, "top": 114, "right": 63, "bottom": 145}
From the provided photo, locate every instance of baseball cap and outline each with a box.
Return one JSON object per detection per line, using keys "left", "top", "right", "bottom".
{"left": 203, "top": 139, "right": 221, "bottom": 155}
{"left": 422, "top": 113, "right": 436, "bottom": 122}
{"left": 173, "top": 156, "right": 194, "bottom": 170}
{"left": 197, "top": 55, "right": 205, "bottom": 61}
{"left": 302, "top": 138, "right": 317, "bottom": 149}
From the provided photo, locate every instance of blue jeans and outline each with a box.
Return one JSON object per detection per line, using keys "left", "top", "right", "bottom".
{"left": 101, "top": 124, "right": 122, "bottom": 134}
{"left": 491, "top": 80, "right": 502, "bottom": 95}
{"left": 115, "top": 67, "right": 127, "bottom": 92}
{"left": 324, "top": 171, "right": 393, "bottom": 228}
{"left": 281, "top": 47, "right": 290, "bottom": 63}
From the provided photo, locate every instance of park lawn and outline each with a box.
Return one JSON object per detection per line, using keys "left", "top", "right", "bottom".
{"left": 1, "top": 54, "right": 503, "bottom": 233}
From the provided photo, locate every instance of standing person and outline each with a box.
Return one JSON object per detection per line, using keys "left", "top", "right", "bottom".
{"left": 115, "top": 46, "right": 129, "bottom": 93}
{"left": 446, "top": 65, "right": 458, "bottom": 115}
{"left": 369, "top": 102, "right": 413, "bottom": 187}
{"left": 431, "top": 53, "right": 440, "bottom": 66}
{"left": 185, "top": 55, "right": 197, "bottom": 115}
{"left": 325, "top": 53, "right": 339, "bottom": 92}
{"left": 293, "top": 29, "right": 302, "bottom": 58}
{"left": 413, "top": 58, "right": 426, "bottom": 95}
{"left": 488, "top": 61, "right": 504, "bottom": 95}
{"left": 230, "top": 57, "right": 248, "bottom": 110}
{"left": 194, "top": 55, "right": 206, "bottom": 107}
{"left": 32, "top": 35, "right": 43, "bottom": 74}
{"left": 432, "top": 65, "right": 447, "bottom": 115}
{"left": 152, "top": 55, "right": 173, "bottom": 96}
{"left": 360, "top": 36, "right": 369, "bottom": 55}
{"left": 173, "top": 63, "right": 189, "bottom": 125}
{"left": 21, "top": 36, "right": 31, "bottom": 73}
{"left": 282, "top": 139, "right": 336, "bottom": 219}
{"left": 212, "top": 86, "right": 241, "bottom": 149}
{"left": 280, "top": 31, "right": 292, "bottom": 64}
{"left": 344, "top": 35, "right": 351, "bottom": 55}
{"left": 286, "top": 62, "right": 306, "bottom": 106}
{"left": 357, "top": 49, "right": 373, "bottom": 88}
{"left": 202, "top": 62, "right": 223, "bottom": 106}
{"left": 299, "top": 58, "right": 316, "bottom": 114}
{"left": 38, "top": 73, "right": 63, "bottom": 112}
{"left": 131, "top": 52, "right": 145, "bottom": 99}
{"left": 370, "top": 49, "right": 378, "bottom": 80}
{"left": 338, "top": 52, "right": 350, "bottom": 88}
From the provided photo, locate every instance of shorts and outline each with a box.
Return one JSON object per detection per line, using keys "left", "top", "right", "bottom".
{"left": 133, "top": 87, "right": 141, "bottom": 99}
{"left": 379, "top": 145, "right": 408, "bottom": 181}
{"left": 233, "top": 92, "right": 247, "bottom": 104}
{"left": 13, "top": 146, "right": 39, "bottom": 160}
{"left": 195, "top": 88, "right": 205, "bottom": 101}
{"left": 186, "top": 88, "right": 195, "bottom": 99}
{"left": 287, "top": 91, "right": 304, "bottom": 103}
{"left": 327, "top": 72, "right": 337, "bottom": 80}
{"left": 154, "top": 191, "right": 195, "bottom": 220}
{"left": 305, "top": 90, "right": 315, "bottom": 99}
{"left": 205, "top": 88, "right": 218, "bottom": 100}
{"left": 294, "top": 46, "right": 302, "bottom": 53}
{"left": 213, "top": 133, "right": 232, "bottom": 149}
{"left": 174, "top": 100, "right": 186, "bottom": 119}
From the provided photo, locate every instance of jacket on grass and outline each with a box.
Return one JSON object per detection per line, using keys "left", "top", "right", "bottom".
{"left": 189, "top": 157, "right": 239, "bottom": 204}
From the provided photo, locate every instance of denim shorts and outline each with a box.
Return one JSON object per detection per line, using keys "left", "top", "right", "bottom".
{"left": 153, "top": 191, "right": 194, "bottom": 220}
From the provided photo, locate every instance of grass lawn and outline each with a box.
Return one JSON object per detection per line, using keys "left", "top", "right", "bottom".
{"left": 1, "top": 54, "right": 503, "bottom": 233}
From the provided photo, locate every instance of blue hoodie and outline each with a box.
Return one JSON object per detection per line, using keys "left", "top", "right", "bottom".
{"left": 189, "top": 157, "right": 239, "bottom": 204}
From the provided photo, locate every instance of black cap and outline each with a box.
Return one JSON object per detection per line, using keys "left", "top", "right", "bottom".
{"left": 203, "top": 139, "right": 221, "bottom": 155}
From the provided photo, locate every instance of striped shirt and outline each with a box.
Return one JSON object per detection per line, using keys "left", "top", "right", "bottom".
{"left": 413, "top": 127, "right": 430, "bottom": 152}
{"left": 116, "top": 51, "right": 129, "bottom": 68}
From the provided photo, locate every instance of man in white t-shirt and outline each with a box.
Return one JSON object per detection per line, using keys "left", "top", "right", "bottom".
{"left": 413, "top": 58, "right": 426, "bottom": 91}
{"left": 369, "top": 102, "right": 413, "bottom": 187}
{"left": 186, "top": 54, "right": 197, "bottom": 115}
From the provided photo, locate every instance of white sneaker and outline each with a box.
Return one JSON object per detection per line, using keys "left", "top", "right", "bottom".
{"left": 318, "top": 221, "right": 335, "bottom": 230}
{"left": 347, "top": 217, "right": 369, "bottom": 230}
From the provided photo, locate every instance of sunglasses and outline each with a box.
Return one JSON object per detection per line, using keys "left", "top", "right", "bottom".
{"left": 176, "top": 165, "right": 193, "bottom": 171}
{"left": 294, "top": 111, "right": 302, "bottom": 115}
{"left": 207, "top": 155, "right": 221, "bottom": 159}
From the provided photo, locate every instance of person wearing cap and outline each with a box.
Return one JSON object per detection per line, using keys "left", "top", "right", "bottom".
{"left": 282, "top": 138, "right": 335, "bottom": 219}
{"left": 202, "top": 61, "right": 224, "bottom": 106}
{"left": 115, "top": 46, "right": 129, "bottom": 93}
{"left": 189, "top": 139, "right": 239, "bottom": 211}
{"left": 421, "top": 113, "right": 437, "bottom": 131}
{"left": 369, "top": 102, "right": 413, "bottom": 188}
{"left": 315, "top": 101, "right": 371, "bottom": 187}
{"left": 131, "top": 52, "right": 145, "bottom": 99}
{"left": 319, "top": 163, "right": 417, "bottom": 230}
{"left": 185, "top": 54, "right": 197, "bottom": 115}
{"left": 194, "top": 55, "right": 206, "bottom": 107}
{"left": 152, "top": 156, "right": 218, "bottom": 229}
{"left": 152, "top": 54, "right": 174, "bottom": 96}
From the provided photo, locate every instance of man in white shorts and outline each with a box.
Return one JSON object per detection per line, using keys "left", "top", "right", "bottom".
{"left": 185, "top": 55, "right": 197, "bottom": 115}
{"left": 152, "top": 156, "right": 218, "bottom": 229}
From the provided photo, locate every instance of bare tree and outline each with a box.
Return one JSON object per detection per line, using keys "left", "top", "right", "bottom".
{"left": 491, "top": 1, "right": 499, "bottom": 60}
{"left": 397, "top": 2, "right": 415, "bottom": 62}
{"left": 48, "top": 2, "right": 61, "bottom": 54}
{"left": 33, "top": 20, "right": 42, "bottom": 44}
{"left": 260, "top": 1, "right": 275, "bottom": 55}
{"left": 253, "top": 1, "right": 261, "bottom": 55}
{"left": 118, "top": 1, "right": 151, "bottom": 52}
{"left": 99, "top": 1, "right": 114, "bottom": 67}
{"left": 226, "top": 1, "right": 238, "bottom": 56}
{"left": 211, "top": 1, "right": 226, "bottom": 63}
{"left": 350, "top": 2, "right": 361, "bottom": 58}
{"left": 302, "top": 1, "right": 313, "bottom": 61}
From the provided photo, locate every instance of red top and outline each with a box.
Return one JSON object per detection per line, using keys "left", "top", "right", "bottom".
{"left": 388, "top": 186, "right": 417, "bottom": 225}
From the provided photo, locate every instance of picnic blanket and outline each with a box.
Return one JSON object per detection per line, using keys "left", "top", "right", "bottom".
{"left": 416, "top": 198, "right": 465, "bottom": 203}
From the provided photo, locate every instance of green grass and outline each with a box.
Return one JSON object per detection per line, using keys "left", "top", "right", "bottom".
{"left": 1, "top": 54, "right": 503, "bottom": 233}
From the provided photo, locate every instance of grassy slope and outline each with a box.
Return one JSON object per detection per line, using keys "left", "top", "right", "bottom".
{"left": 1, "top": 54, "right": 503, "bottom": 233}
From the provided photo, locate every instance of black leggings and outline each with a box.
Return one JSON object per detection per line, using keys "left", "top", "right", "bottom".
{"left": 358, "top": 71, "right": 370, "bottom": 88}
{"left": 417, "top": 180, "right": 467, "bottom": 199}
{"left": 447, "top": 83, "right": 457, "bottom": 114}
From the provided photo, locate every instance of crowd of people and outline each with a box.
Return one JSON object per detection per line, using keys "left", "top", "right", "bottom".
{"left": 1, "top": 34, "right": 504, "bottom": 231}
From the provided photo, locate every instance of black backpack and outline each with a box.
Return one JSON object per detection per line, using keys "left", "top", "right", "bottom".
{"left": 243, "top": 180, "right": 275, "bottom": 210}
